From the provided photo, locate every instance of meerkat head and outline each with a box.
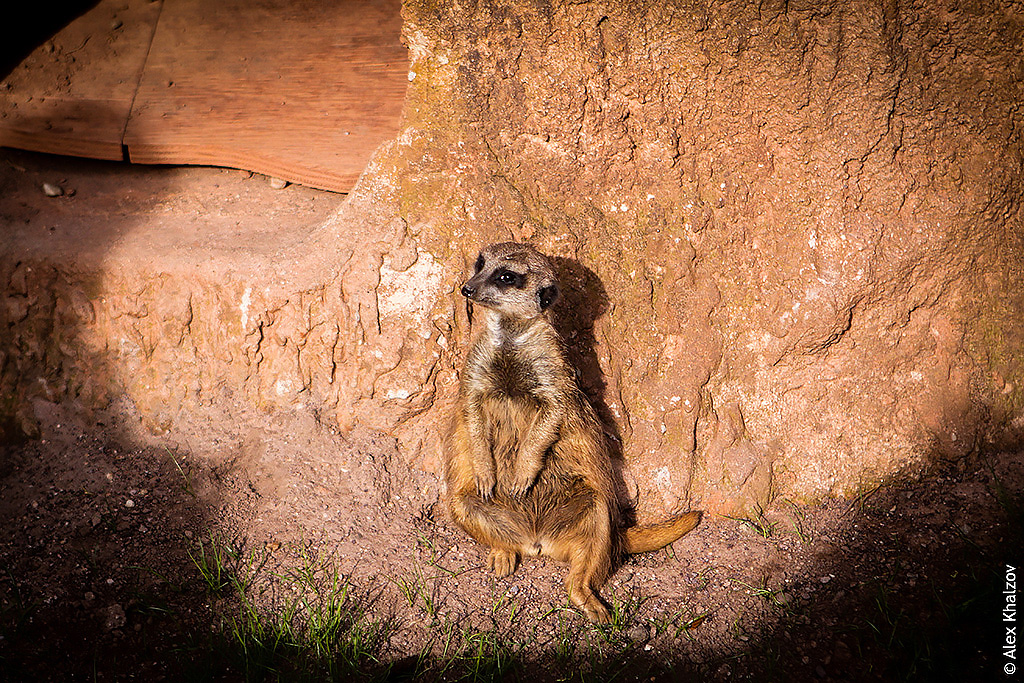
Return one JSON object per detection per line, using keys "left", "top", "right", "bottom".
{"left": 460, "top": 242, "right": 560, "bottom": 320}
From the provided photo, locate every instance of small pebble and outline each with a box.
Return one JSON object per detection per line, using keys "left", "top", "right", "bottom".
{"left": 42, "top": 183, "right": 64, "bottom": 197}
{"left": 110, "top": 18, "right": 123, "bottom": 30}
{"left": 627, "top": 624, "right": 649, "bottom": 642}
{"left": 105, "top": 604, "right": 126, "bottom": 631}
{"left": 268, "top": 177, "right": 288, "bottom": 190}
{"left": 125, "top": 499, "right": 135, "bottom": 508}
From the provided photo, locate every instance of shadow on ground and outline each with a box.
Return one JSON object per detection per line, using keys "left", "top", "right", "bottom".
{"left": 0, "top": 404, "right": 239, "bottom": 679}
{"left": 0, "top": 142, "right": 235, "bottom": 679}
{"left": 604, "top": 445, "right": 1024, "bottom": 683}
{"left": 0, "top": 1, "right": 99, "bottom": 78}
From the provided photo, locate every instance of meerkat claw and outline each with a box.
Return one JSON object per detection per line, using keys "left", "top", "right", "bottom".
{"left": 475, "top": 472, "right": 496, "bottom": 501}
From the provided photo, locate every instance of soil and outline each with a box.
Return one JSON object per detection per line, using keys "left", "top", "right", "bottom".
{"left": 1, "top": 398, "right": 1021, "bottom": 682}
{"left": 1, "top": 151, "right": 1022, "bottom": 682}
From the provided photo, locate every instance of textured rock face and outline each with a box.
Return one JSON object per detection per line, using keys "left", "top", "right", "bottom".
{"left": 390, "top": 0, "right": 1024, "bottom": 511}
{"left": 3, "top": 0, "right": 1022, "bottom": 515}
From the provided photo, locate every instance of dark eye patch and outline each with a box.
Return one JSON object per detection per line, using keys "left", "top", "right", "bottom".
{"left": 474, "top": 253, "right": 485, "bottom": 273}
{"left": 491, "top": 268, "right": 525, "bottom": 289}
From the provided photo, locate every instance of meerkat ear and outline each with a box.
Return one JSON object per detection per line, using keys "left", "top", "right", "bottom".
{"left": 538, "top": 283, "right": 559, "bottom": 310}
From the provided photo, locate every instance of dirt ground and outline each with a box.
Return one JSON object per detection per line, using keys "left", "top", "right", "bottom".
{"left": 1, "top": 398, "right": 1021, "bottom": 682}
{"left": 1, "top": 152, "right": 1022, "bottom": 681}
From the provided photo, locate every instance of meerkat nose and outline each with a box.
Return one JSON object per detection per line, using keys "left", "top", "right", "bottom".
{"left": 461, "top": 284, "right": 475, "bottom": 297}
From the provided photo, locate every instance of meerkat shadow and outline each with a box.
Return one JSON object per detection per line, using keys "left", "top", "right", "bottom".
{"left": 548, "top": 256, "right": 637, "bottom": 530}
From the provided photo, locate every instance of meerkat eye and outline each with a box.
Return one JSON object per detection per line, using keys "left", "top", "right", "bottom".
{"left": 497, "top": 271, "right": 517, "bottom": 285}
{"left": 492, "top": 269, "right": 523, "bottom": 288}
{"left": 474, "top": 254, "right": 485, "bottom": 273}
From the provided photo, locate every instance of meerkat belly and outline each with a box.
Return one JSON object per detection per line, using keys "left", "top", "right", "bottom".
{"left": 518, "top": 475, "right": 595, "bottom": 562}
{"left": 482, "top": 346, "right": 545, "bottom": 473}
{"left": 482, "top": 393, "right": 542, "bottom": 479}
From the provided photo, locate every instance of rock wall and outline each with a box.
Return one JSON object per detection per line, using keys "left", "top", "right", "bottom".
{"left": 3, "top": 0, "right": 1022, "bottom": 515}
{"left": 388, "top": 0, "right": 1024, "bottom": 511}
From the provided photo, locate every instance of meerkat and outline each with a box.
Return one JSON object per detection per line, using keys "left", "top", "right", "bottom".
{"left": 444, "top": 242, "right": 700, "bottom": 623}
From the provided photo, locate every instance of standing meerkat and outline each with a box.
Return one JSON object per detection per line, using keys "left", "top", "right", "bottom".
{"left": 444, "top": 242, "right": 700, "bottom": 623}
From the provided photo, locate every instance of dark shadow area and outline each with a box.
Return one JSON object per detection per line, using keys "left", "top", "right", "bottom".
{"left": 0, "top": 145, "right": 223, "bottom": 680}
{"left": 0, "top": 146, "right": 402, "bottom": 682}
{"left": 0, "top": 147, "right": 233, "bottom": 681}
{"left": 548, "top": 256, "right": 613, "bottom": 435}
{"left": 720, "top": 446, "right": 1024, "bottom": 682}
{"left": 548, "top": 256, "right": 639, "bottom": 528}
{"left": 526, "top": 443, "right": 1022, "bottom": 683}
{"left": 0, "top": 408, "right": 229, "bottom": 680}
{"left": 0, "top": 1, "right": 100, "bottom": 79}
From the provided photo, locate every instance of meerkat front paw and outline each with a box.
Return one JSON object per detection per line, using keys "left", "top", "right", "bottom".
{"left": 474, "top": 469, "right": 496, "bottom": 501}
{"left": 508, "top": 470, "right": 536, "bottom": 499}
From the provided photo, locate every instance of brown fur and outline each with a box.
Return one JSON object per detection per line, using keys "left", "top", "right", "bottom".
{"left": 444, "top": 242, "right": 700, "bottom": 623}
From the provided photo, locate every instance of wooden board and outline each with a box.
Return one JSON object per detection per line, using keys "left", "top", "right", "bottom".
{"left": 0, "top": 0, "right": 408, "bottom": 192}
{"left": 0, "top": 0, "right": 161, "bottom": 161}
{"left": 123, "top": 0, "right": 407, "bottom": 192}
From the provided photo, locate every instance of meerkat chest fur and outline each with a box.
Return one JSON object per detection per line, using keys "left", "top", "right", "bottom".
{"left": 474, "top": 315, "right": 557, "bottom": 394}
{"left": 466, "top": 312, "right": 566, "bottom": 467}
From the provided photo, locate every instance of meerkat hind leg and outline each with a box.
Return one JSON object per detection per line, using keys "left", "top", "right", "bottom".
{"left": 561, "top": 526, "right": 613, "bottom": 624}
{"left": 540, "top": 486, "right": 613, "bottom": 623}
{"left": 450, "top": 486, "right": 532, "bottom": 577}
{"left": 565, "top": 550, "right": 611, "bottom": 623}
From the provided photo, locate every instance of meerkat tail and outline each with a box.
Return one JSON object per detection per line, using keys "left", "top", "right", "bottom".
{"left": 623, "top": 511, "right": 701, "bottom": 554}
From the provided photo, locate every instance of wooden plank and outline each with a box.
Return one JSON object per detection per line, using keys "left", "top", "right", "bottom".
{"left": 0, "top": 0, "right": 161, "bottom": 161}
{"left": 124, "top": 0, "right": 407, "bottom": 192}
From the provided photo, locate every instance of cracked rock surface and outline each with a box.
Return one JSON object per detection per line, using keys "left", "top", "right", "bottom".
{"left": 2, "top": 0, "right": 1023, "bottom": 512}
{"left": 395, "top": 0, "right": 1024, "bottom": 510}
